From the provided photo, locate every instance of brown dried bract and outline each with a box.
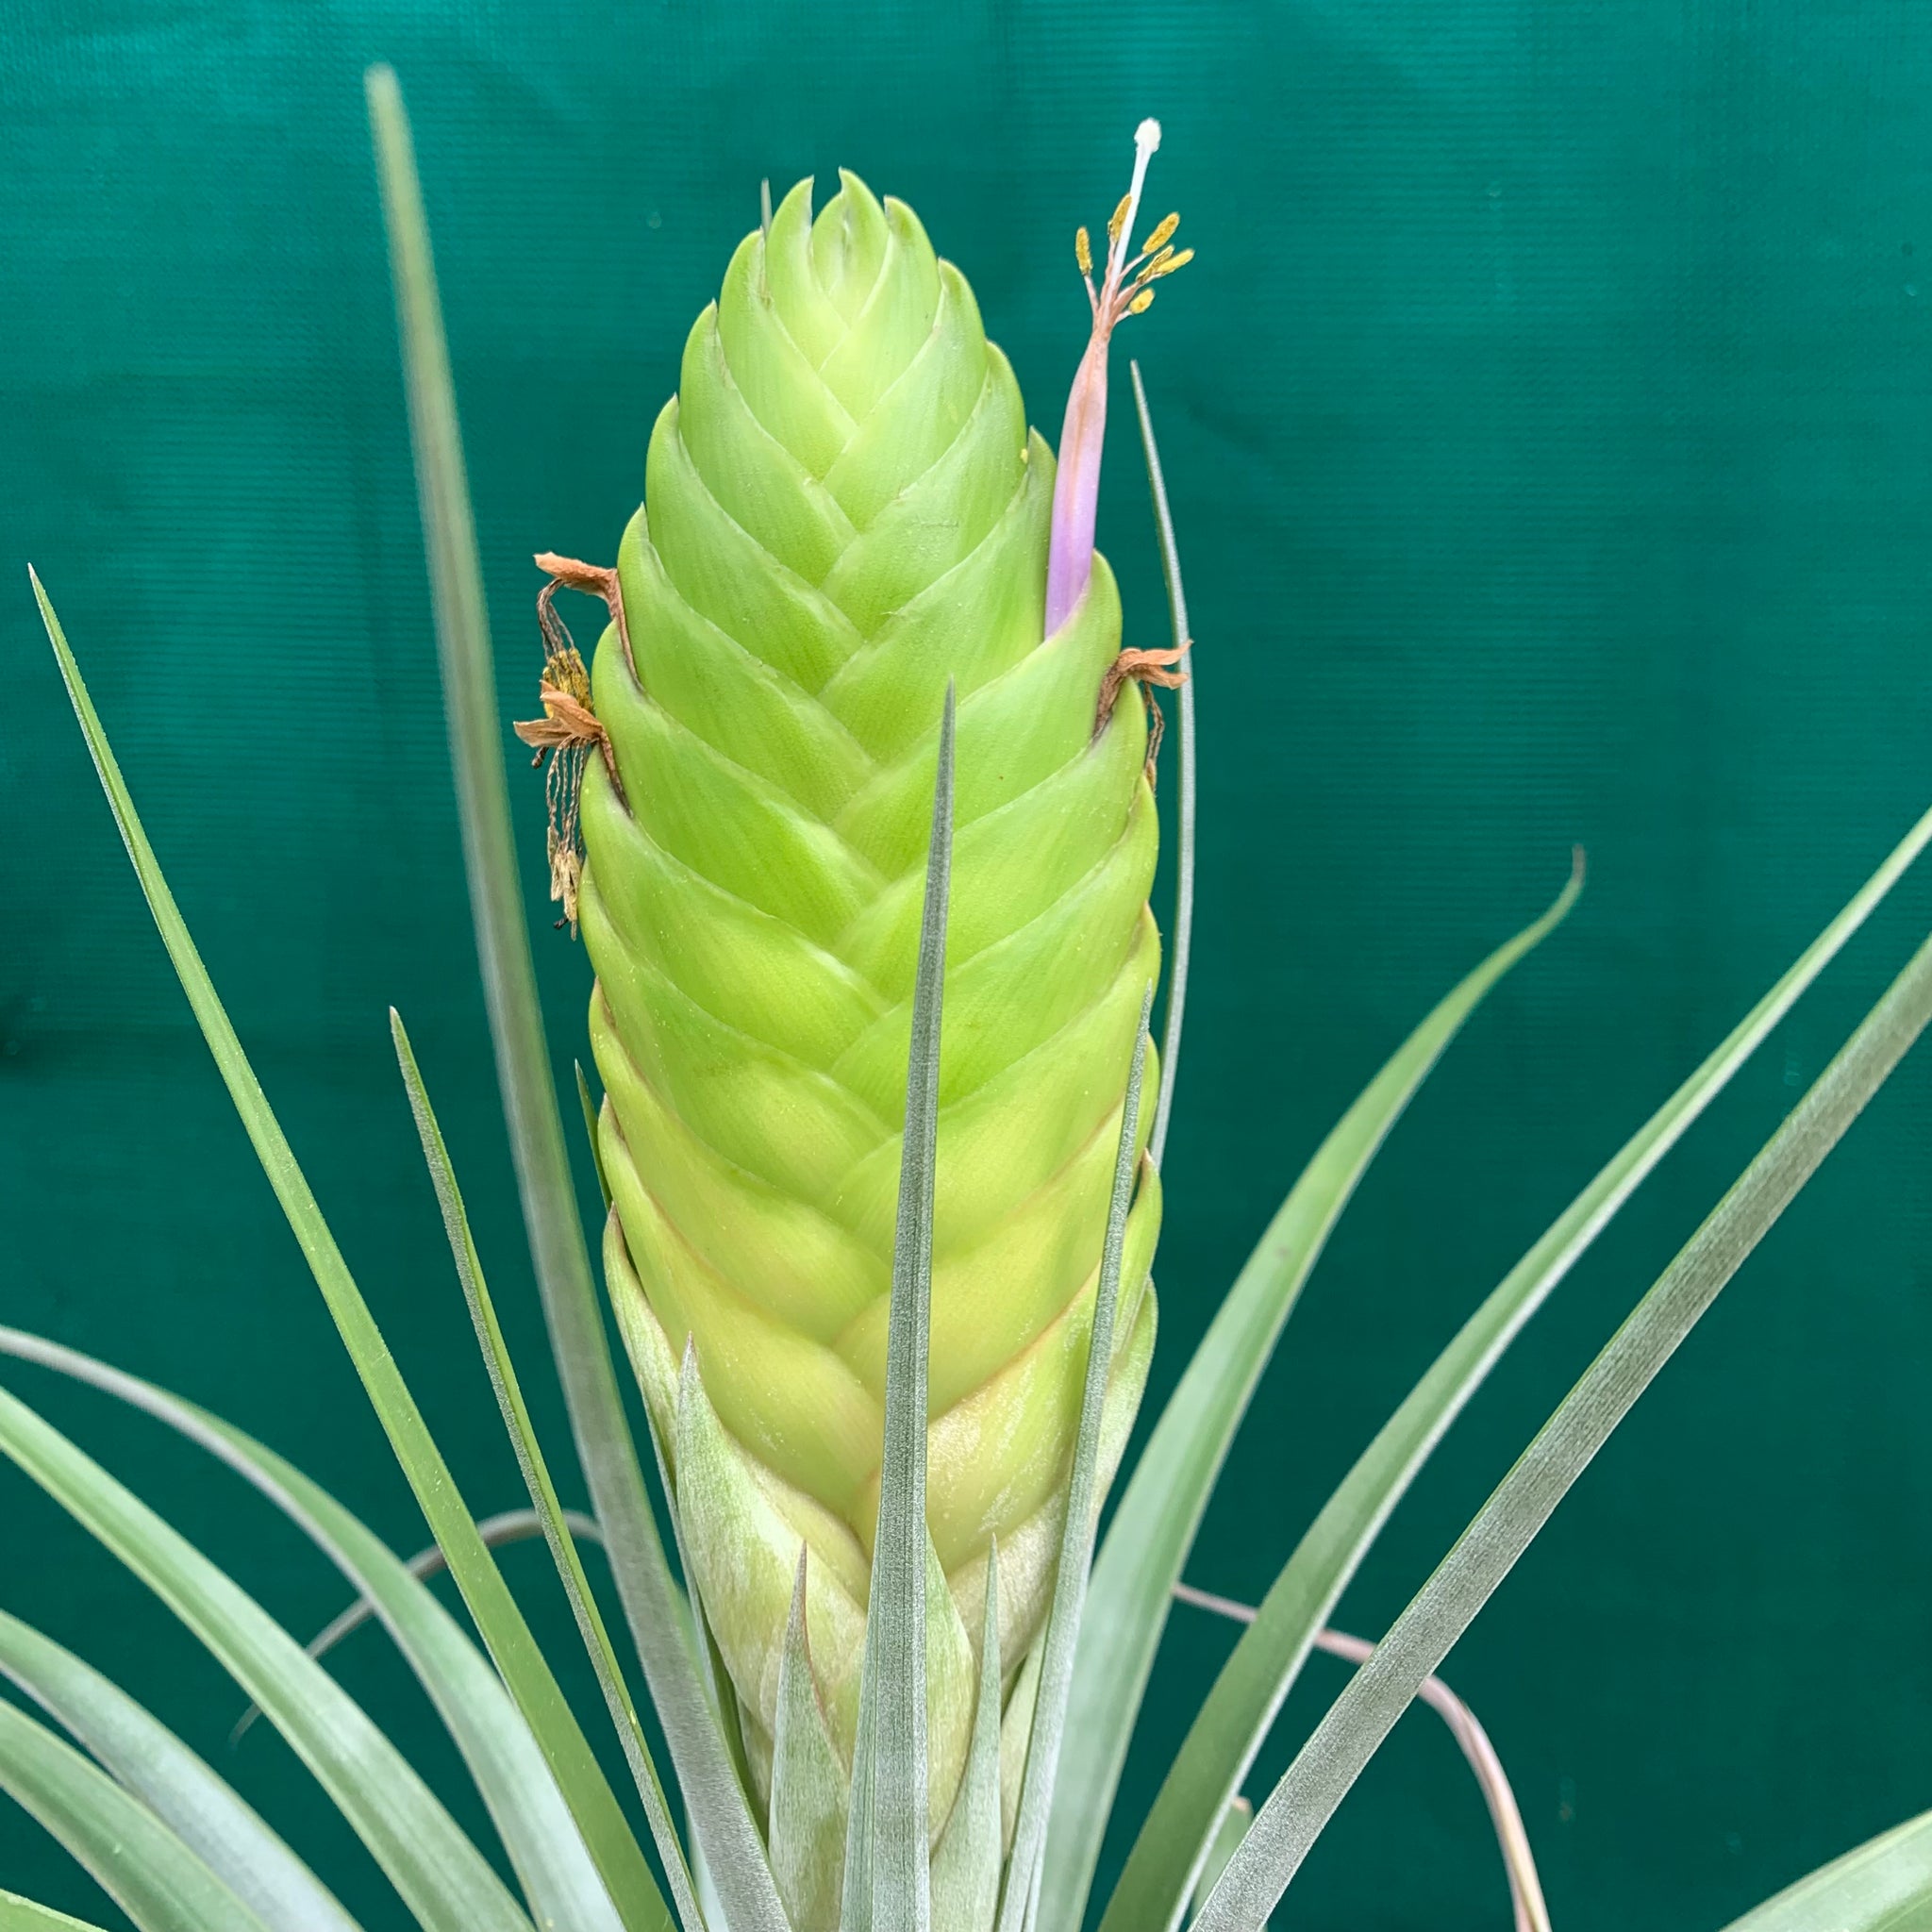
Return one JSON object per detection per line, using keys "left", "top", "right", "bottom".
{"left": 532, "top": 550, "right": 635, "bottom": 678}
{"left": 515, "top": 555, "right": 628, "bottom": 935}
{"left": 1094, "top": 641, "right": 1190, "bottom": 779}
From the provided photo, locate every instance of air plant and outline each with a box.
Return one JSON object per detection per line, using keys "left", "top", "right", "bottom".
{"left": 6, "top": 64, "right": 1931, "bottom": 1932}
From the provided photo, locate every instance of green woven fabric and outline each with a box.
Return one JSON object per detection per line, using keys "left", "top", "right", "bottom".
{"left": 5, "top": 6, "right": 1932, "bottom": 1929}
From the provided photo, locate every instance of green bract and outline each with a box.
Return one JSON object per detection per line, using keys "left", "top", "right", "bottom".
{"left": 8, "top": 64, "right": 1932, "bottom": 1932}
{"left": 573, "top": 171, "right": 1160, "bottom": 1860}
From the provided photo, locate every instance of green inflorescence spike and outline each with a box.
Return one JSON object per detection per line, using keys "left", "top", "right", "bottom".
{"left": 572, "top": 171, "right": 1163, "bottom": 1867}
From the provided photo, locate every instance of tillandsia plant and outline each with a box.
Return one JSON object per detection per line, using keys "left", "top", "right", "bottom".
{"left": 7, "top": 62, "right": 1932, "bottom": 1932}
{"left": 515, "top": 117, "right": 1191, "bottom": 1911}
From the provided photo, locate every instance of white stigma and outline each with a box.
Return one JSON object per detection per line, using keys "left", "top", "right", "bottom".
{"left": 1108, "top": 119, "right": 1164, "bottom": 291}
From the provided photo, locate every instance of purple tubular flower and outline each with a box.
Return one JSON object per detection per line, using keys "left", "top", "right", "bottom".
{"left": 1043, "top": 119, "right": 1192, "bottom": 637}
{"left": 1044, "top": 330, "right": 1112, "bottom": 638}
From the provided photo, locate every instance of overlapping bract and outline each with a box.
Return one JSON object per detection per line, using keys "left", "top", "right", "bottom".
{"left": 575, "top": 171, "right": 1164, "bottom": 1868}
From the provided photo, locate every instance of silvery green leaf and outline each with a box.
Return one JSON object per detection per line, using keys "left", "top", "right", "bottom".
{"left": 0, "top": 1328, "right": 622, "bottom": 1932}
{"left": 997, "top": 996, "right": 1153, "bottom": 1932}
{"left": 1196, "top": 927, "right": 1932, "bottom": 1930}
{"left": 625, "top": 1292, "right": 756, "bottom": 1813}
{"left": 576, "top": 1062, "right": 613, "bottom": 1209}
{"left": 0, "top": 1612, "right": 356, "bottom": 1932}
{"left": 234, "top": 1507, "right": 600, "bottom": 1706}
{"left": 845, "top": 685, "right": 956, "bottom": 1932}
{"left": 999, "top": 1645, "right": 1041, "bottom": 1858}
{"left": 1717, "top": 1810, "right": 1932, "bottom": 1930}
{"left": 674, "top": 1341, "right": 868, "bottom": 1754}
{"left": 1103, "top": 799, "right": 1932, "bottom": 1932}
{"left": 1190, "top": 1799, "right": 1255, "bottom": 1924}
{"left": 0, "top": 1701, "right": 272, "bottom": 1932}
{"left": 0, "top": 1890, "right": 122, "bottom": 1930}
{"left": 1128, "top": 364, "right": 1194, "bottom": 1174}
{"left": 930, "top": 1545, "right": 1004, "bottom": 1932}
{"left": 28, "top": 584, "right": 562, "bottom": 1932}
{"left": 769, "top": 1553, "right": 849, "bottom": 1932}
{"left": 32, "top": 554, "right": 658, "bottom": 1932}
{"left": 0, "top": 1386, "right": 528, "bottom": 1932}
{"left": 1043, "top": 858, "right": 1583, "bottom": 1932}
{"left": 363, "top": 67, "right": 787, "bottom": 1932}
{"left": 921, "top": 1528, "right": 980, "bottom": 1847}
{"left": 601, "top": 1221, "right": 759, "bottom": 1811}
{"left": 391, "top": 1013, "right": 702, "bottom": 1932}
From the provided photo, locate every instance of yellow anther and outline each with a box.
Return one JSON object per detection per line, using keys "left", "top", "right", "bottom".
{"left": 1147, "top": 245, "right": 1193, "bottom": 278}
{"left": 1075, "top": 225, "right": 1092, "bottom": 275}
{"left": 1127, "top": 287, "right": 1156, "bottom": 315}
{"left": 1108, "top": 192, "right": 1132, "bottom": 244}
{"left": 1141, "top": 211, "right": 1179, "bottom": 255}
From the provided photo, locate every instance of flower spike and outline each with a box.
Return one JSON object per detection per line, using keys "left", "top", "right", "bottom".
{"left": 1044, "top": 119, "right": 1192, "bottom": 635}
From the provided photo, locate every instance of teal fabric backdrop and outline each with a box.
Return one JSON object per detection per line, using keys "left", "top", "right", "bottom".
{"left": 4, "top": 3, "right": 1930, "bottom": 1926}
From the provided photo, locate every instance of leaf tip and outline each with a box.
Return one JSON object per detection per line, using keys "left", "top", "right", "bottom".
{"left": 363, "top": 64, "right": 409, "bottom": 175}
{"left": 789, "top": 1540, "right": 809, "bottom": 1632}
{"left": 1548, "top": 845, "right": 1587, "bottom": 925}
{"left": 26, "top": 564, "right": 57, "bottom": 633}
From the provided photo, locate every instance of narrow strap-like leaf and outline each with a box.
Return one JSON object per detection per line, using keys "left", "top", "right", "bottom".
{"left": 0, "top": 1890, "right": 121, "bottom": 1930}
{"left": 29, "top": 569, "right": 656, "bottom": 1932}
{"left": 365, "top": 67, "right": 786, "bottom": 1932}
{"left": 1717, "top": 1809, "right": 1932, "bottom": 1930}
{"left": 1190, "top": 1801, "right": 1255, "bottom": 1922}
{"left": 847, "top": 683, "right": 955, "bottom": 1932}
{"left": 999, "top": 994, "right": 1152, "bottom": 1932}
{"left": 1129, "top": 362, "right": 1194, "bottom": 1173}
{"left": 998, "top": 1646, "right": 1041, "bottom": 1857}
{"left": 0, "top": 1328, "right": 623, "bottom": 1932}
{"left": 1196, "top": 926, "right": 1932, "bottom": 1930}
{"left": 0, "top": 1384, "right": 533, "bottom": 1932}
{"left": 576, "top": 1063, "right": 614, "bottom": 1208}
{"left": 1169, "top": 1591, "right": 1547, "bottom": 1932}
{"left": 0, "top": 1611, "right": 358, "bottom": 1932}
{"left": 1041, "top": 858, "right": 1582, "bottom": 1928}
{"left": 1158, "top": 1584, "right": 1553, "bottom": 1932}
{"left": 391, "top": 1012, "right": 703, "bottom": 1932}
{"left": 769, "top": 1553, "right": 849, "bottom": 1932}
{"left": 930, "top": 1543, "right": 1002, "bottom": 1932}
{"left": 0, "top": 1702, "right": 272, "bottom": 1932}
{"left": 235, "top": 1507, "right": 603, "bottom": 1712}
{"left": 1100, "top": 800, "right": 1932, "bottom": 1932}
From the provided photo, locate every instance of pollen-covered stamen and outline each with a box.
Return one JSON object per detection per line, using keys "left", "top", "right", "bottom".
{"left": 1141, "top": 211, "right": 1180, "bottom": 257}
{"left": 1086, "top": 127, "right": 1194, "bottom": 334}
{"left": 1074, "top": 225, "right": 1102, "bottom": 322}
{"left": 1102, "top": 222, "right": 1192, "bottom": 325}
